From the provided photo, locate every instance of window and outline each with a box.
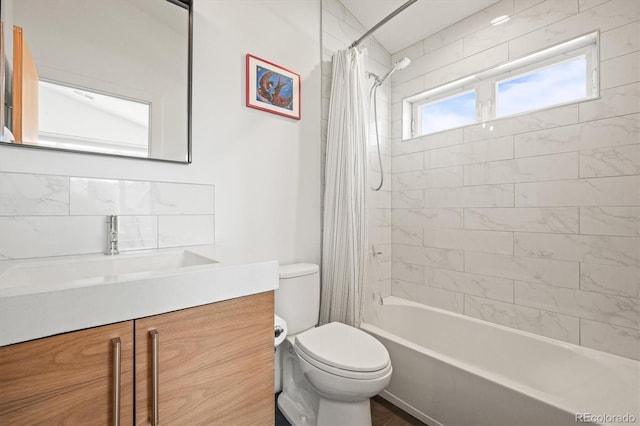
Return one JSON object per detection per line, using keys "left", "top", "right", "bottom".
{"left": 403, "top": 32, "right": 598, "bottom": 139}
{"left": 419, "top": 90, "right": 476, "bottom": 134}
{"left": 38, "top": 80, "right": 151, "bottom": 157}
{"left": 496, "top": 55, "right": 587, "bottom": 117}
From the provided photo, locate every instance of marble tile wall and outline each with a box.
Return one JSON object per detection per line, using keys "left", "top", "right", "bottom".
{"left": 321, "top": 0, "right": 392, "bottom": 323}
{"left": 389, "top": 0, "right": 640, "bottom": 360}
{"left": 0, "top": 173, "right": 215, "bottom": 260}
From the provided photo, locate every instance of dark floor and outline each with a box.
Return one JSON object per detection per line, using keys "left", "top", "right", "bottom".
{"left": 275, "top": 393, "right": 289, "bottom": 426}
{"left": 370, "top": 396, "right": 426, "bottom": 426}
{"left": 275, "top": 394, "right": 426, "bottom": 426}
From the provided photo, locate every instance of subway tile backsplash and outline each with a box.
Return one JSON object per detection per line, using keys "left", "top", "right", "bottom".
{"left": 0, "top": 173, "right": 215, "bottom": 260}
{"left": 0, "top": 174, "right": 70, "bottom": 216}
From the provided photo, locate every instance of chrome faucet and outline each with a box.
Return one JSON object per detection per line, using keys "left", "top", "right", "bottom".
{"left": 106, "top": 215, "right": 119, "bottom": 255}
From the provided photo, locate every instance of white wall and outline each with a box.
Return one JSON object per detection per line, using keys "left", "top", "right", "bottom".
{"left": 0, "top": 0, "right": 322, "bottom": 265}
{"left": 196, "top": 0, "right": 321, "bottom": 265}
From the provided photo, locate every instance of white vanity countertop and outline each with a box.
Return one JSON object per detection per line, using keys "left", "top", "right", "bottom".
{"left": 0, "top": 245, "right": 279, "bottom": 346}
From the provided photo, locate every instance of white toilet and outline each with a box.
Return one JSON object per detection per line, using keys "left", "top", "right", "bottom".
{"left": 276, "top": 263, "right": 392, "bottom": 426}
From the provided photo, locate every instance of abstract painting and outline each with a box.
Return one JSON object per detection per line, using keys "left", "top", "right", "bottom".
{"left": 246, "top": 54, "right": 300, "bottom": 120}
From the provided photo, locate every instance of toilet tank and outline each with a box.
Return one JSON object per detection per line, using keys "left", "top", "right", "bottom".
{"left": 275, "top": 263, "right": 320, "bottom": 335}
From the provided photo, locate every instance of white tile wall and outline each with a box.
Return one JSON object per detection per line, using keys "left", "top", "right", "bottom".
{"left": 581, "top": 263, "right": 640, "bottom": 298}
{"left": 580, "top": 206, "right": 640, "bottom": 236}
{"left": 463, "top": 0, "right": 578, "bottom": 57}
{"left": 465, "top": 252, "right": 580, "bottom": 288}
{"left": 0, "top": 174, "right": 69, "bottom": 215}
{"left": 423, "top": 136, "right": 514, "bottom": 169}
{"left": 425, "top": 267, "right": 514, "bottom": 303}
{"left": 393, "top": 208, "right": 463, "bottom": 229}
{"left": 580, "top": 144, "right": 640, "bottom": 178}
{"left": 392, "top": 166, "right": 464, "bottom": 191}
{"left": 508, "top": 0, "right": 637, "bottom": 58}
{"left": 422, "top": 44, "right": 510, "bottom": 91}
{"left": 392, "top": 226, "right": 423, "bottom": 247}
{"left": 579, "top": 83, "right": 640, "bottom": 122}
{"left": 580, "top": 319, "right": 640, "bottom": 359}
{"left": 515, "top": 0, "right": 545, "bottom": 13}
{"left": 418, "top": 1, "right": 514, "bottom": 56}
{"left": 464, "top": 152, "right": 579, "bottom": 185}
{"left": 322, "top": 0, "right": 640, "bottom": 359}
{"left": 600, "top": 51, "right": 640, "bottom": 90}
{"left": 392, "top": 279, "right": 464, "bottom": 313}
{"left": 600, "top": 21, "right": 639, "bottom": 60}
{"left": 387, "top": 0, "right": 639, "bottom": 361}
{"left": 464, "top": 295, "right": 580, "bottom": 343}
{"left": 464, "top": 207, "right": 580, "bottom": 233}
{"left": 514, "top": 232, "right": 639, "bottom": 266}
{"left": 0, "top": 172, "right": 215, "bottom": 260}
{"left": 515, "top": 281, "right": 639, "bottom": 329}
{"left": 514, "top": 113, "right": 640, "bottom": 158}
{"left": 391, "top": 130, "right": 459, "bottom": 159}
{"left": 464, "top": 105, "right": 579, "bottom": 143}
{"left": 515, "top": 176, "right": 640, "bottom": 207}
{"left": 393, "top": 244, "right": 464, "bottom": 271}
{"left": 423, "top": 228, "right": 513, "bottom": 255}
{"left": 579, "top": 0, "right": 609, "bottom": 12}
{"left": 0, "top": 216, "right": 104, "bottom": 259}
{"left": 424, "top": 184, "right": 514, "bottom": 208}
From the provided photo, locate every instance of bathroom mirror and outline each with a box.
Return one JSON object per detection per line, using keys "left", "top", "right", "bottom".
{"left": 0, "top": 0, "right": 192, "bottom": 163}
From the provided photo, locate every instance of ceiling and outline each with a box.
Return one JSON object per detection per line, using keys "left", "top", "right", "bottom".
{"left": 340, "top": 0, "right": 501, "bottom": 54}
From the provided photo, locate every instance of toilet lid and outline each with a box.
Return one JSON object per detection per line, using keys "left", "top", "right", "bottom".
{"left": 294, "top": 322, "right": 389, "bottom": 372}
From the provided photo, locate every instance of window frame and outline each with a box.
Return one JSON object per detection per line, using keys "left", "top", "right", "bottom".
{"left": 402, "top": 32, "right": 599, "bottom": 140}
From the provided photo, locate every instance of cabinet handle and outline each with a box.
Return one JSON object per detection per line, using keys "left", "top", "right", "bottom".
{"left": 112, "top": 338, "right": 121, "bottom": 426}
{"left": 150, "top": 329, "right": 159, "bottom": 426}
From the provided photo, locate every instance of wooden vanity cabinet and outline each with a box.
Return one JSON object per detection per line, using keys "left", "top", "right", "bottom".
{"left": 0, "top": 291, "right": 274, "bottom": 426}
{"left": 135, "top": 291, "right": 275, "bottom": 425}
{"left": 0, "top": 321, "right": 134, "bottom": 425}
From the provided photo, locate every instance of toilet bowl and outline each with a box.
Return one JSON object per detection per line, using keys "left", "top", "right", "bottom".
{"left": 275, "top": 264, "right": 392, "bottom": 426}
{"left": 295, "top": 322, "right": 392, "bottom": 401}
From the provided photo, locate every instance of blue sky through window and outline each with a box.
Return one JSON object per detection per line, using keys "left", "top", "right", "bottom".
{"left": 497, "top": 56, "right": 587, "bottom": 117}
{"left": 420, "top": 91, "right": 476, "bottom": 134}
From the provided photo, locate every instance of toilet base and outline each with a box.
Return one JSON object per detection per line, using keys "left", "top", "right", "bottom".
{"left": 278, "top": 391, "right": 318, "bottom": 426}
{"left": 278, "top": 392, "right": 372, "bottom": 426}
{"left": 278, "top": 343, "right": 320, "bottom": 425}
{"left": 317, "top": 398, "right": 371, "bottom": 426}
{"left": 279, "top": 342, "right": 375, "bottom": 426}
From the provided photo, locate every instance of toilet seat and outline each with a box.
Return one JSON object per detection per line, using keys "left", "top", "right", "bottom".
{"left": 294, "top": 322, "right": 391, "bottom": 380}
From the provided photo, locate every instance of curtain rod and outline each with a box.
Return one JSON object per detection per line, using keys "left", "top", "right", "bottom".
{"left": 350, "top": 0, "right": 418, "bottom": 48}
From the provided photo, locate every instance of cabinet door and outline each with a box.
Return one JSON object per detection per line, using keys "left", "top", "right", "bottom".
{"left": 0, "top": 321, "right": 134, "bottom": 425}
{"left": 135, "top": 291, "right": 274, "bottom": 426}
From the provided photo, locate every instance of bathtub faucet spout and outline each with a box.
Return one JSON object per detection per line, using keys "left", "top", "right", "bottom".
{"left": 374, "top": 292, "right": 384, "bottom": 305}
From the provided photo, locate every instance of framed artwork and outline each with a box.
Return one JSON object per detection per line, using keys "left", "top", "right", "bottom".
{"left": 246, "top": 54, "right": 301, "bottom": 120}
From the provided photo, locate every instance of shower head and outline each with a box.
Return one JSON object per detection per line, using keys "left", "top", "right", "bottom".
{"left": 374, "top": 57, "right": 411, "bottom": 86}
{"left": 393, "top": 57, "right": 411, "bottom": 71}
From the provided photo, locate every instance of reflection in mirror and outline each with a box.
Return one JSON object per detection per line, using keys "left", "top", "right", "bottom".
{"left": 39, "top": 81, "right": 151, "bottom": 157}
{"left": 0, "top": 0, "right": 191, "bottom": 163}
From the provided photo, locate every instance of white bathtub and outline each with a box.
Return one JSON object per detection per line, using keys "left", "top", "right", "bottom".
{"left": 361, "top": 297, "right": 640, "bottom": 426}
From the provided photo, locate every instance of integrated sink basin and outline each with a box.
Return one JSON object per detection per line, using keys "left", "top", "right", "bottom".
{"left": 0, "top": 245, "right": 279, "bottom": 347}
{"left": 0, "top": 249, "right": 217, "bottom": 293}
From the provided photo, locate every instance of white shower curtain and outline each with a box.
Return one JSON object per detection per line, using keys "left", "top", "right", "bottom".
{"left": 320, "top": 48, "right": 368, "bottom": 327}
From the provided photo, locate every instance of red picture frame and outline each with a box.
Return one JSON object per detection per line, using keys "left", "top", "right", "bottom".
{"left": 246, "top": 54, "right": 301, "bottom": 120}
